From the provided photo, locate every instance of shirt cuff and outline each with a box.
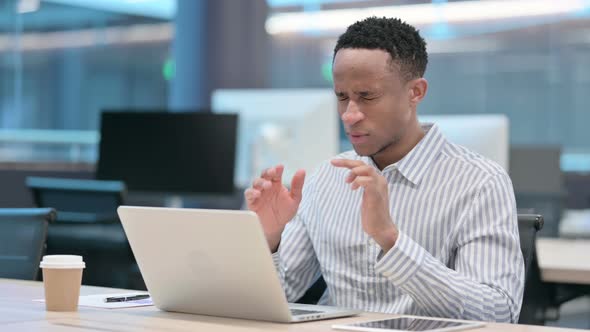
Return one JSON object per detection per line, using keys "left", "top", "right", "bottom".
{"left": 374, "top": 230, "right": 426, "bottom": 287}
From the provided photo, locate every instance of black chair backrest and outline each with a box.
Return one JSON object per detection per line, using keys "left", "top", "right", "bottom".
{"left": 517, "top": 214, "right": 547, "bottom": 325}
{"left": 517, "top": 214, "right": 544, "bottom": 279}
{"left": 0, "top": 208, "right": 56, "bottom": 280}
{"left": 26, "top": 177, "right": 126, "bottom": 223}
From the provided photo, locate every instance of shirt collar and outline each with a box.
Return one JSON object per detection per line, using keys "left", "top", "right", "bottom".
{"left": 362, "top": 123, "right": 447, "bottom": 185}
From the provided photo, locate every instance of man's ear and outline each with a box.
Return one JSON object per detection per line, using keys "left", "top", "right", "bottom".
{"left": 408, "top": 78, "right": 428, "bottom": 106}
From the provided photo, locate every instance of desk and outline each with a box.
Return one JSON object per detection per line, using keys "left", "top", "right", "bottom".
{"left": 537, "top": 238, "right": 590, "bottom": 284}
{"left": 559, "top": 209, "right": 590, "bottom": 239}
{"left": 0, "top": 279, "right": 585, "bottom": 332}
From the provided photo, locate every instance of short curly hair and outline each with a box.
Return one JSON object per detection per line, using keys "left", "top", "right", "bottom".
{"left": 334, "top": 17, "right": 428, "bottom": 81}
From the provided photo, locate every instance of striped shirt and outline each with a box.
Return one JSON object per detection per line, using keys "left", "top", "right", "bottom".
{"left": 272, "top": 123, "right": 524, "bottom": 323}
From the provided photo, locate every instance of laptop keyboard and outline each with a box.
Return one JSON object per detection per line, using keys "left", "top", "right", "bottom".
{"left": 290, "top": 308, "right": 323, "bottom": 316}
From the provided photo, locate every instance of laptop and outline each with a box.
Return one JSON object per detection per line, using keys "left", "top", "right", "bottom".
{"left": 117, "top": 206, "right": 360, "bottom": 323}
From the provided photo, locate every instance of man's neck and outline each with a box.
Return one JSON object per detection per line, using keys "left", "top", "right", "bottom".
{"left": 371, "top": 123, "right": 426, "bottom": 170}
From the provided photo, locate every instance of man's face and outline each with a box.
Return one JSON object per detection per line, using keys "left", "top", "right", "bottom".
{"left": 332, "top": 48, "right": 416, "bottom": 157}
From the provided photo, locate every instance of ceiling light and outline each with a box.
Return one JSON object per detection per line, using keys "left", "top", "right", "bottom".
{"left": 266, "top": 0, "right": 589, "bottom": 35}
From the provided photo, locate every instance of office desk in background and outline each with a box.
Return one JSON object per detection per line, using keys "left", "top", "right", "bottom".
{"left": 0, "top": 279, "right": 586, "bottom": 332}
{"left": 537, "top": 238, "right": 590, "bottom": 285}
{"left": 559, "top": 209, "right": 590, "bottom": 239}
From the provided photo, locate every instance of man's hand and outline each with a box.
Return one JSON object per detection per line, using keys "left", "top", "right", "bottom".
{"left": 244, "top": 165, "right": 306, "bottom": 252}
{"left": 331, "top": 159, "right": 398, "bottom": 252}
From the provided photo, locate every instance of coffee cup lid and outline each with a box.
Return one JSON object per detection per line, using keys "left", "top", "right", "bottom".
{"left": 40, "top": 255, "right": 85, "bottom": 269}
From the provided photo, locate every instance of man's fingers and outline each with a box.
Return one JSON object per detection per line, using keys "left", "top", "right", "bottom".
{"left": 252, "top": 178, "right": 272, "bottom": 190}
{"left": 331, "top": 158, "right": 365, "bottom": 169}
{"left": 332, "top": 160, "right": 375, "bottom": 182}
{"left": 252, "top": 178, "right": 262, "bottom": 190}
{"left": 346, "top": 172, "right": 355, "bottom": 183}
{"left": 350, "top": 176, "right": 374, "bottom": 190}
{"left": 346, "top": 165, "right": 375, "bottom": 183}
{"left": 244, "top": 188, "right": 261, "bottom": 203}
{"left": 273, "top": 165, "right": 285, "bottom": 182}
{"left": 261, "top": 167, "right": 274, "bottom": 180}
{"left": 290, "top": 169, "right": 306, "bottom": 201}
{"left": 262, "top": 164, "right": 284, "bottom": 182}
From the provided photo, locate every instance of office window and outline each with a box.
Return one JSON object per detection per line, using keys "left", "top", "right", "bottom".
{"left": 0, "top": 0, "right": 174, "bottom": 163}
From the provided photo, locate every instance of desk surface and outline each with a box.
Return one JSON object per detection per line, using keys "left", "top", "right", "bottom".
{"left": 537, "top": 238, "right": 590, "bottom": 284}
{"left": 0, "top": 279, "right": 585, "bottom": 332}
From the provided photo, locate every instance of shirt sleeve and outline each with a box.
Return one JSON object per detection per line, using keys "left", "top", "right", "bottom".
{"left": 272, "top": 177, "right": 322, "bottom": 303}
{"left": 374, "top": 172, "right": 524, "bottom": 323}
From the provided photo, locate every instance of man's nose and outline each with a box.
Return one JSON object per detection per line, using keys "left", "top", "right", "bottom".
{"left": 341, "top": 102, "right": 363, "bottom": 126}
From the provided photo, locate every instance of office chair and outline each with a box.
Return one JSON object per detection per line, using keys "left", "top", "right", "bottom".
{"left": 0, "top": 208, "right": 56, "bottom": 280}
{"left": 517, "top": 214, "right": 551, "bottom": 325}
{"left": 26, "top": 177, "right": 126, "bottom": 223}
{"left": 26, "top": 177, "right": 144, "bottom": 290}
{"left": 296, "top": 274, "right": 327, "bottom": 305}
{"left": 518, "top": 214, "right": 544, "bottom": 281}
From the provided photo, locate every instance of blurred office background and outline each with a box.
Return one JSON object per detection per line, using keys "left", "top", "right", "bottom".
{"left": 2, "top": 0, "right": 590, "bottom": 163}
{"left": 1, "top": 0, "right": 590, "bottom": 328}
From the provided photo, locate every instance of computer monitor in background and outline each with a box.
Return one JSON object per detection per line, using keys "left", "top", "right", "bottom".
{"left": 97, "top": 112, "right": 237, "bottom": 195}
{"left": 212, "top": 89, "right": 339, "bottom": 188}
{"left": 419, "top": 114, "right": 510, "bottom": 171}
{"left": 510, "top": 146, "right": 563, "bottom": 195}
{"left": 509, "top": 145, "right": 564, "bottom": 237}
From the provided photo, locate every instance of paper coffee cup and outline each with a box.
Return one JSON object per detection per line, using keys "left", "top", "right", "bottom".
{"left": 40, "top": 255, "right": 85, "bottom": 312}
